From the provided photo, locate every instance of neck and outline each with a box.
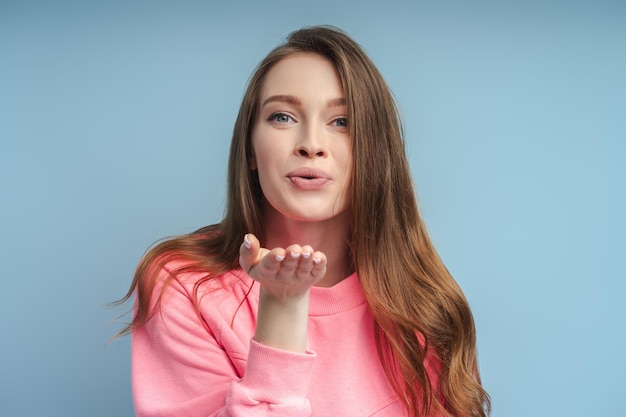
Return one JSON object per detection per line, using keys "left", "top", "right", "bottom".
{"left": 261, "top": 202, "right": 353, "bottom": 287}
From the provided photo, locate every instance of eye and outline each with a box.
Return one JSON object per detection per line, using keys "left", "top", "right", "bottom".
{"left": 268, "top": 112, "right": 294, "bottom": 124}
{"left": 333, "top": 117, "right": 348, "bottom": 128}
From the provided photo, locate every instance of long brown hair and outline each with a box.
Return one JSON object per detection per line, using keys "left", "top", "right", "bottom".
{"left": 118, "top": 26, "right": 490, "bottom": 417}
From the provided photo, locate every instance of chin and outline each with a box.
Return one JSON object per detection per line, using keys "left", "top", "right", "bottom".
{"left": 283, "top": 207, "right": 349, "bottom": 224}
{"left": 263, "top": 198, "right": 350, "bottom": 224}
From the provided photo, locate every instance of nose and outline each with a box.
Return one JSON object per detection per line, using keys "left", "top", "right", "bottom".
{"left": 295, "top": 124, "right": 327, "bottom": 158}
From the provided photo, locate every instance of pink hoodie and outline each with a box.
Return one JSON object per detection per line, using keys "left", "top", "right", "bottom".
{"left": 132, "top": 266, "right": 432, "bottom": 416}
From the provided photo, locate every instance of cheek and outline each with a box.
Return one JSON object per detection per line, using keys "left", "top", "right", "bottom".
{"left": 251, "top": 145, "right": 272, "bottom": 173}
{"left": 251, "top": 130, "right": 289, "bottom": 173}
{"left": 249, "top": 126, "right": 265, "bottom": 170}
{"left": 250, "top": 143, "right": 279, "bottom": 187}
{"left": 339, "top": 145, "right": 353, "bottom": 178}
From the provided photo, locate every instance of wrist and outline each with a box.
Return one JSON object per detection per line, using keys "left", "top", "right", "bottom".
{"left": 255, "top": 288, "right": 310, "bottom": 353}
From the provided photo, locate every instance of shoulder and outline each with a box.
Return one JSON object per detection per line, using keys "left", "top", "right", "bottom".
{"left": 143, "top": 259, "right": 258, "bottom": 332}
{"left": 153, "top": 259, "right": 254, "bottom": 303}
{"left": 153, "top": 262, "right": 258, "bottom": 353}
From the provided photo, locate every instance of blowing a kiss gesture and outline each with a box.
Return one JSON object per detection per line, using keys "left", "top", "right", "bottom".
{"left": 123, "top": 27, "right": 490, "bottom": 417}
{"left": 239, "top": 233, "right": 328, "bottom": 353}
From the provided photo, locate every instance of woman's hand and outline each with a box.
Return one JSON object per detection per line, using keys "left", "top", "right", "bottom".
{"left": 239, "top": 233, "right": 327, "bottom": 352}
{"left": 239, "top": 233, "right": 327, "bottom": 301}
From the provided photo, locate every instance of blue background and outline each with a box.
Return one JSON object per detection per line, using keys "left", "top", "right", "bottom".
{"left": 1, "top": 1, "right": 624, "bottom": 416}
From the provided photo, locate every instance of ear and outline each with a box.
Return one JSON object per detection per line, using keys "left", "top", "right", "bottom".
{"left": 249, "top": 154, "right": 257, "bottom": 170}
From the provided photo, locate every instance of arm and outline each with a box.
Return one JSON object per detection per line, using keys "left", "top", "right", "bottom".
{"left": 132, "top": 271, "right": 236, "bottom": 416}
{"left": 132, "top": 236, "right": 327, "bottom": 417}
{"left": 239, "top": 233, "right": 327, "bottom": 353}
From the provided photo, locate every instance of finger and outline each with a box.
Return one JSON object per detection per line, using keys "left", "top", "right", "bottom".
{"left": 239, "top": 233, "right": 260, "bottom": 273}
{"left": 278, "top": 244, "right": 303, "bottom": 276}
{"left": 300, "top": 245, "right": 314, "bottom": 261}
{"left": 310, "top": 251, "right": 327, "bottom": 282}
{"left": 295, "top": 245, "right": 315, "bottom": 278}
{"left": 261, "top": 247, "right": 287, "bottom": 272}
{"left": 245, "top": 246, "right": 283, "bottom": 281}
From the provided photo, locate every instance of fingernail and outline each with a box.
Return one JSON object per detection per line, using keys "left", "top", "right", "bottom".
{"left": 313, "top": 257, "right": 322, "bottom": 264}
{"left": 275, "top": 254, "right": 285, "bottom": 262}
{"left": 302, "top": 252, "right": 311, "bottom": 259}
{"left": 290, "top": 251, "right": 300, "bottom": 259}
{"left": 243, "top": 235, "right": 251, "bottom": 249}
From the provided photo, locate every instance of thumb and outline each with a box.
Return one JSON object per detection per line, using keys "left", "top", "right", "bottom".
{"left": 239, "top": 233, "right": 261, "bottom": 273}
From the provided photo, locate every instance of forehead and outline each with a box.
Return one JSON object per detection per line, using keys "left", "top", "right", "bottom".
{"left": 260, "top": 53, "right": 344, "bottom": 101}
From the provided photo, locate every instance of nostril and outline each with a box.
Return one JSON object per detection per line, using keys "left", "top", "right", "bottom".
{"left": 299, "top": 149, "right": 308, "bottom": 156}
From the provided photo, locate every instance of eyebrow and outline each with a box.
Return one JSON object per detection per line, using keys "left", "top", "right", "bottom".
{"left": 261, "top": 95, "right": 346, "bottom": 108}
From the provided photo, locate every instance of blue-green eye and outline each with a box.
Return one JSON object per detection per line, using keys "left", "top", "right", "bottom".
{"left": 333, "top": 117, "right": 348, "bottom": 127}
{"left": 268, "top": 112, "right": 293, "bottom": 123}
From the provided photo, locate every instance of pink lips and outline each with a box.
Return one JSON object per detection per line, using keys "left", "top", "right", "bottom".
{"left": 287, "top": 168, "right": 332, "bottom": 190}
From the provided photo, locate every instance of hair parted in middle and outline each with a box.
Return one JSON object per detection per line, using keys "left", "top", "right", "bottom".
{"left": 224, "top": 26, "right": 488, "bottom": 417}
{"left": 121, "top": 26, "right": 490, "bottom": 417}
{"left": 227, "top": 25, "right": 408, "bottom": 252}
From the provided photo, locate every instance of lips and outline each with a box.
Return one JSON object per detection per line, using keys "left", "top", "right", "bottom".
{"left": 286, "top": 168, "right": 332, "bottom": 190}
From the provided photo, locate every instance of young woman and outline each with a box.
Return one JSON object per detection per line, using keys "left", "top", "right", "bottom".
{"left": 119, "top": 26, "right": 490, "bottom": 417}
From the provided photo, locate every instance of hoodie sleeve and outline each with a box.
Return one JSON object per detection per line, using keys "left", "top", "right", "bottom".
{"left": 132, "top": 268, "right": 316, "bottom": 417}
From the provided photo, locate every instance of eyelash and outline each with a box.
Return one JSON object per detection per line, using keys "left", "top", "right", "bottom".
{"left": 267, "top": 112, "right": 347, "bottom": 127}
{"left": 267, "top": 112, "right": 293, "bottom": 123}
{"left": 333, "top": 117, "right": 348, "bottom": 127}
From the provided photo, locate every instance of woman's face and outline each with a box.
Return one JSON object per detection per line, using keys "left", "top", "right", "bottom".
{"left": 251, "top": 52, "right": 352, "bottom": 224}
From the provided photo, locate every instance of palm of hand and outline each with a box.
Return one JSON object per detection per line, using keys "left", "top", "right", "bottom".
{"left": 239, "top": 233, "right": 327, "bottom": 301}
